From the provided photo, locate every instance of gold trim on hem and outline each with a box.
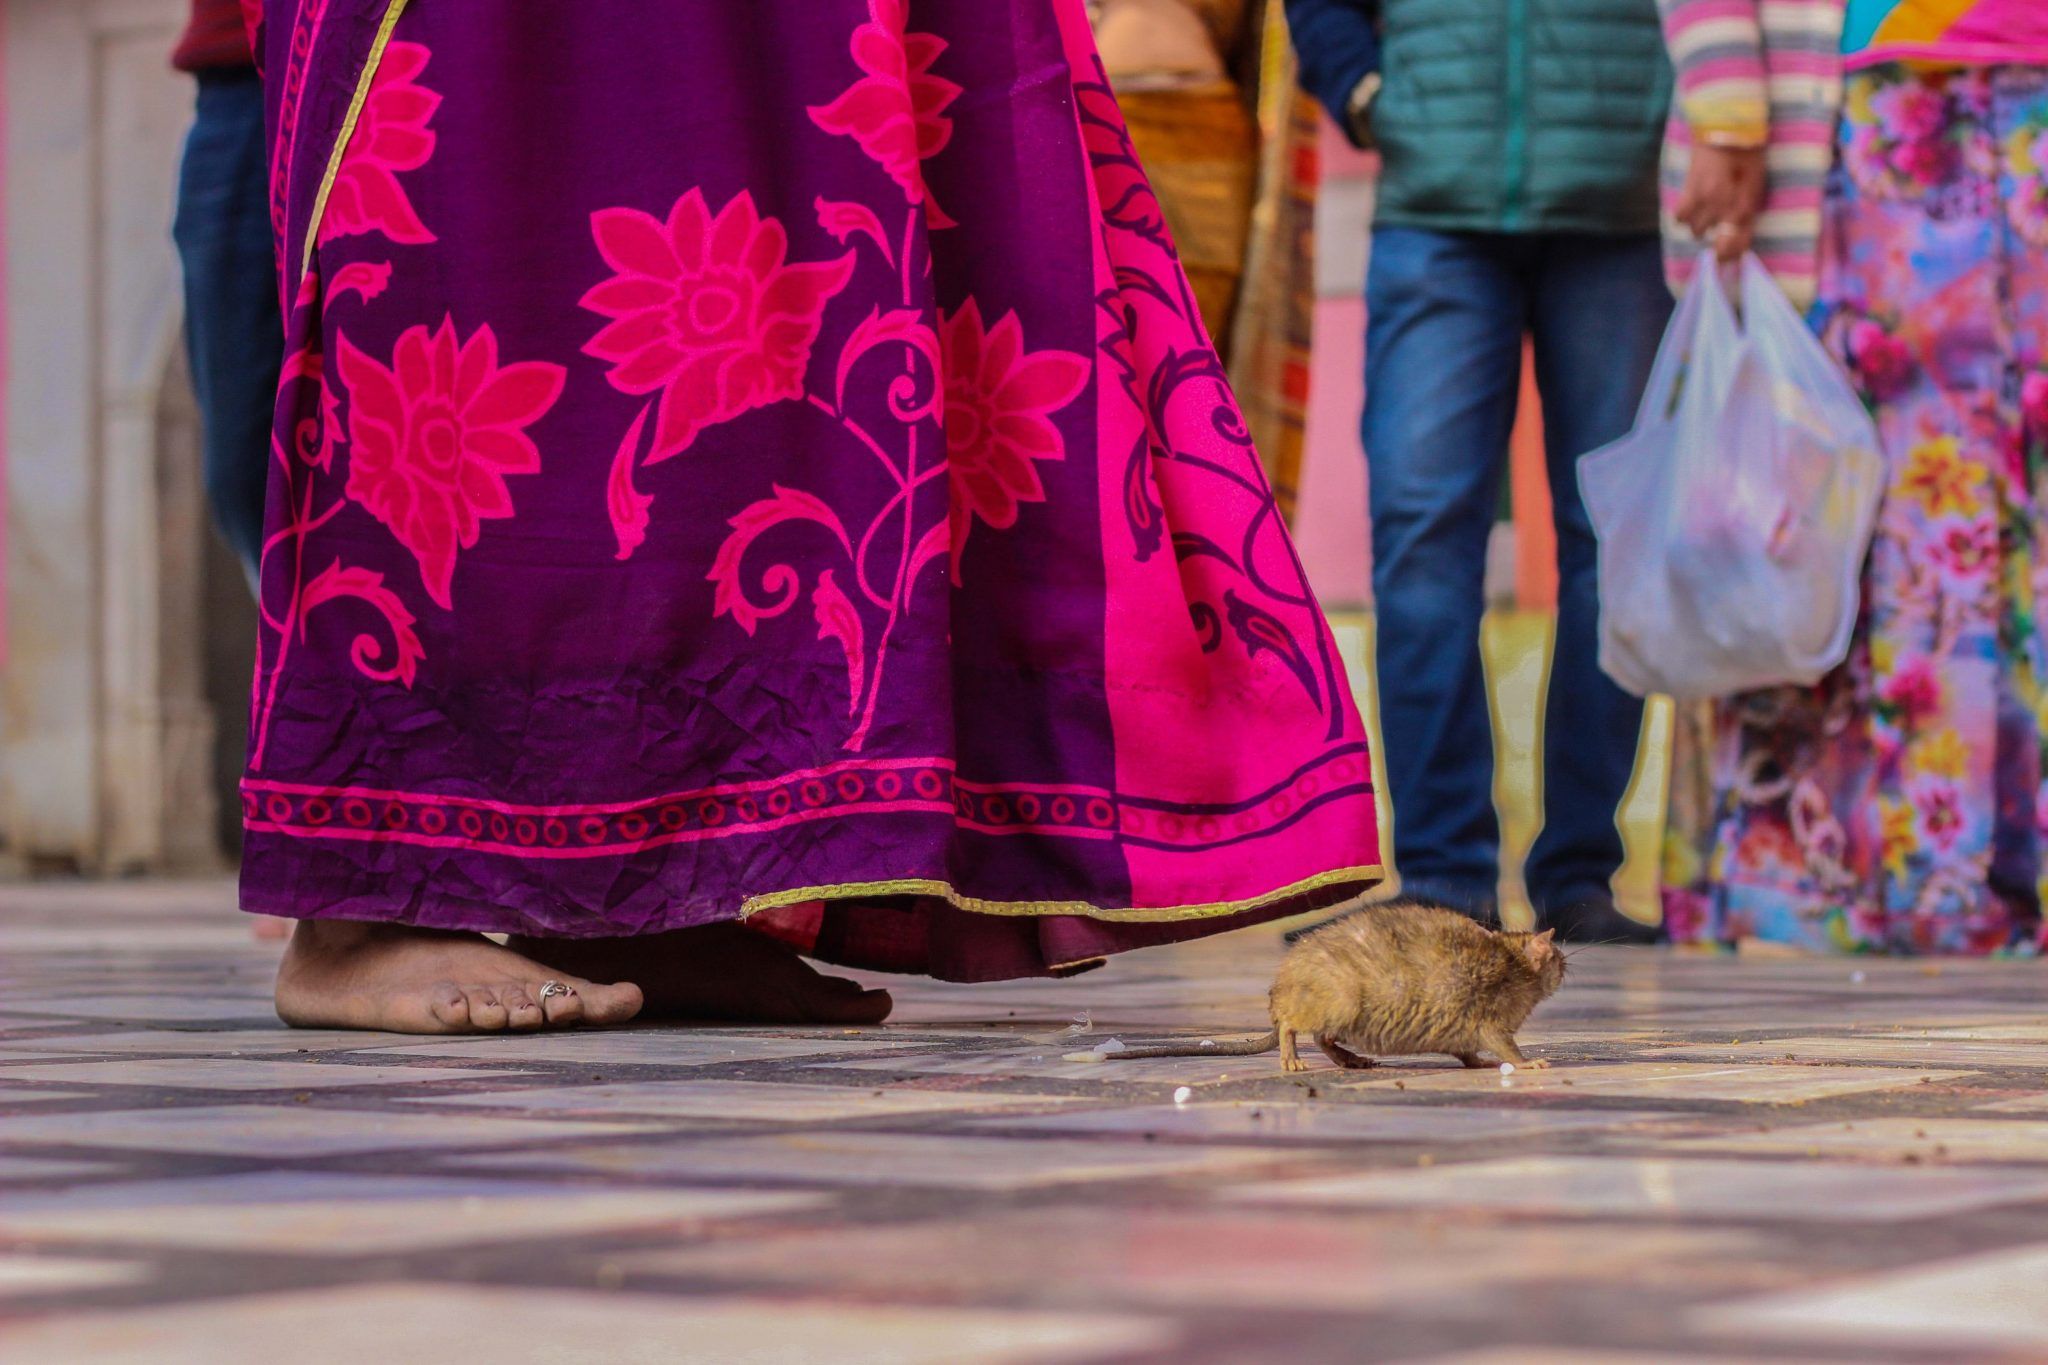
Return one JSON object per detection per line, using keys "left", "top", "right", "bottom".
{"left": 738, "top": 864, "right": 1383, "bottom": 924}
{"left": 301, "top": 0, "right": 413, "bottom": 276}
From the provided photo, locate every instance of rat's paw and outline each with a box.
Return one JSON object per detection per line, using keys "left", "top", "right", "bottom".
{"left": 1524, "top": 1058, "right": 1551, "bottom": 1070}
{"left": 1281, "top": 1057, "right": 1309, "bottom": 1073}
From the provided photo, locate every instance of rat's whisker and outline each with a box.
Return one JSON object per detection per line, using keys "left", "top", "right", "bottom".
{"left": 1563, "top": 933, "right": 1652, "bottom": 956}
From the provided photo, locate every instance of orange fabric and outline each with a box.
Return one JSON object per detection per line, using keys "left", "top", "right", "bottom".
{"left": 1510, "top": 344, "right": 1557, "bottom": 611}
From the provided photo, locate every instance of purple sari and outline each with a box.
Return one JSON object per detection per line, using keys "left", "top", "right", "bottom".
{"left": 242, "top": 0, "right": 1382, "bottom": 980}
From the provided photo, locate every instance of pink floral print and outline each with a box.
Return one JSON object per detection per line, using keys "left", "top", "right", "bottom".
{"left": 317, "top": 40, "right": 439, "bottom": 247}
{"left": 1668, "top": 66, "right": 2048, "bottom": 956}
{"left": 2005, "top": 116, "right": 2048, "bottom": 247}
{"left": 1877, "top": 654, "right": 1945, "bottom": 732}
{"left": 1843, "top": 79, "right": 1954, "bottom": 198}
{"left": 2023, "top": 369, "right": 2048, "bottom": 438}
{"left": 581, "top": 10, "right": 1096, "bottom": 754}
{"left": 1933, "top": 518, "right": 1999, "bottom": 582}
{"left": 808, "top": 0, "right": 962, "bottom": 225}
{"left": 941, "top": 300, "right": 1091, "bottom": 564}
{"left": 1844, "top": 318, "right": 1915, "bottom": 402}
{"left": 581, "top": 190, "right": 855, "bottom": 464}
{"left": 337, "top": 318, "right": 565, "bottom": 609}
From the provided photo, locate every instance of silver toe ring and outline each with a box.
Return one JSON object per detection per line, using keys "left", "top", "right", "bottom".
{"left": 537, "top": 980, "right": 575, "bottom": 1002}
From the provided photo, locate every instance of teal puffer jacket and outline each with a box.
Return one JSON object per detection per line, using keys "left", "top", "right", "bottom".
{"left": 1290, "top": 0, "right": 1674, "bottom": 235}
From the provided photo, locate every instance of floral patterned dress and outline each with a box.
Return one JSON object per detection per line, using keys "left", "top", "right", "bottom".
{"left": 1667, "top": 63, "right": 2048, "bottom": 954}
{"left": 238, "top": 0, "right": 1382, "bottom": 979}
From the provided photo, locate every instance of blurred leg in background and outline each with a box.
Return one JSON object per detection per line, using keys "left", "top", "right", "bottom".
{"left": 1525, "top": 231, "right": 1670, "bottom": 942}
{"left": 172, "top": 66, "right": 277, "bottom": 587}
{"left": 1363, "top": 227, "right": 1528, "bottom": 922}
{"left": 171, "top": 36, "right": 281, "bottom": 931}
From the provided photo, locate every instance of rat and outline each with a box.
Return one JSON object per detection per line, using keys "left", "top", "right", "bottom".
{"left": 1076, "top": 898, "right": 1567, "bottom": 1073}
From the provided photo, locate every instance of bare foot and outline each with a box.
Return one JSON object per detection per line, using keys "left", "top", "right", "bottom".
{"left": 276, "top": 921, "right": 644, "bottom": 1035}
{"left": 509, "top": 922, "right": 892, "bottom": 1025}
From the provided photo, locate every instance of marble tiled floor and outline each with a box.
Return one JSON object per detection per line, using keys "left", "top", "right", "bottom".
{"left": 6, "top": 884, "right": 2048, "bottom": 1361}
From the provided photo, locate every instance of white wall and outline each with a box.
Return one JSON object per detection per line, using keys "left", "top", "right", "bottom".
{"left": 1, "top": 0, "right": 208, "bottom": 873}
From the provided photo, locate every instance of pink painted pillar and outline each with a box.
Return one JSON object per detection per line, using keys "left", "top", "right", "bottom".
{"left": 1293, "top": 122, "right": 1374, "bottom": 612}
{"left": 0, "top": 1, "right": 10, "bottom": 671}
{"left": 1295, "top": 121, "right": 1555, "bottom": 615}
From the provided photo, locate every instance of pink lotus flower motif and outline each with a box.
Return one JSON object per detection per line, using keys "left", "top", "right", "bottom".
{"left": 1846, "top": 319, "right": 1914, "bottom": 401}
{"left": 318, "top": 41, "right": 439, "bottom": 247}
{"left": 2024, "top": 370, "right": 2048, "bottom": 437}
{"left": 940, "top": 300, "right": 1091, "bottom": 569}
{"left": 1878, "top": 656, "right": 1944, "bottom": 731}
{"left": 582, "top": 190, "right": 854, "bottom": 464}
{"left": 808, "top": 0, "right": 963, "bottom": 225}
{"left": 337, "top": 318, "right": 565, "bottom": 610}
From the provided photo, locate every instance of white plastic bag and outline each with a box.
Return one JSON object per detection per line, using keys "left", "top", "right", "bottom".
{"left": 1579, "top": 255, "right": 1885, "bottom": 700}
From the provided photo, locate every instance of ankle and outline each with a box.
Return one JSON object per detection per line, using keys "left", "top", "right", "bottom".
{"left": 290, "top": 919, "right": 377, "bottom": 952}
{"left": 286, "top": 917, "right": 443, "bottom": 962}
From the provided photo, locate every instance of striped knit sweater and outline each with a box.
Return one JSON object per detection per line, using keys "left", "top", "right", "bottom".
{"left": 1658, "top": 0, "right": 1848, "bottom": 308}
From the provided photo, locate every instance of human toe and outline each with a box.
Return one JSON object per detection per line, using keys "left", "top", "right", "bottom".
{"left": 539, "top": 980, "right": 587, "bottom": 1028}
{"left": 465, "top": 986, "right": 510, "bottom": 1031}
{"left": 580, "top": 979, "right": 644, "bottom": 1026}
{"left": 428, "top": 984, "right": 473, "bottom": 1030}
{"left": 500, "top": 986, "right": 545, "bottom": 1031}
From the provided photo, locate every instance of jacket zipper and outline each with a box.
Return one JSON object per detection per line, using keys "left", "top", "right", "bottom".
{"left": 1502, "top": 0, "right": 1529, "bottom": 230}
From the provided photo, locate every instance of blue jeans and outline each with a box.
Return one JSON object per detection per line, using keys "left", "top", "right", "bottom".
{"left": 1363, "top": 227, "right": 1670, "bottom": 917}
{"left": 173, "top": 70, "right": 279, "bottom": 581}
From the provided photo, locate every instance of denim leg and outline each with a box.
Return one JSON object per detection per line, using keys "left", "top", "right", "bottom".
{"left": 1364, "top": 228, "right": 1529, "bottom": 913}
{"left": 173, "top": 71, "right": 280, "bottom": 584}
{"left": 1524, "top": 232, "right": 1671, "bottom": 907}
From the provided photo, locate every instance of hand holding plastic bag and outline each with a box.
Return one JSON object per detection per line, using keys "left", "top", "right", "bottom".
{"left": 1578, "top": 256, "right": 1885, "bottom": 700}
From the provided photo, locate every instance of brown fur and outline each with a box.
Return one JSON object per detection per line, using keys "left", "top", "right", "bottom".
{"left": 1100, "top": 899, "right": 1568, "bottom": 1073}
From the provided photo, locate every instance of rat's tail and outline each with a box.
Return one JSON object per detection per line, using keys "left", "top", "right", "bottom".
{"left": 1065, "top": 1032, "right": 1278, "bottom": 1062}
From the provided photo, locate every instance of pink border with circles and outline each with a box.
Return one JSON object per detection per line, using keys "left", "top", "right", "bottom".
{"left": 245, "top": 745, "right": 1371, "bottom": 860}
